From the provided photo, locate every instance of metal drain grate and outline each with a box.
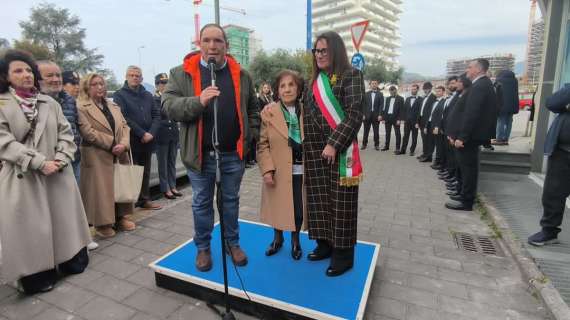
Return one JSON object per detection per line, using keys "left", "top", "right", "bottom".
{"left": 453, "top": 233, "right": 504, "bottom": 256}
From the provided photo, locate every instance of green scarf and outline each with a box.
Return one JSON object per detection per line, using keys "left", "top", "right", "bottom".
{"left": 280, "top": 102, "right": 301, "bottom": 145}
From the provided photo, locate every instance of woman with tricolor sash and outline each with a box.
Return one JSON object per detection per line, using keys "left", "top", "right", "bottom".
{"left": 257, "top": 70, "right": 307, "bottom": 261}
{"left": 304, "top": 31, "right": 365, "bottom": 277}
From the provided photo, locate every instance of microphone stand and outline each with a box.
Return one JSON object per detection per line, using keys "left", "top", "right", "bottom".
{"left": 206, "top": 59, "right": 236, "bottom": 320}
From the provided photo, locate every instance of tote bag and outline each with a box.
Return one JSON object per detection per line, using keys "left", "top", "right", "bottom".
{"left": 113, "top": 150, "right": 144, "bottom": 203}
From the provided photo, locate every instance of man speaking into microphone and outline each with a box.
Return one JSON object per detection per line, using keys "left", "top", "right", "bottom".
{"left": 162, "top": 24, "right": 260, "bottom": 272}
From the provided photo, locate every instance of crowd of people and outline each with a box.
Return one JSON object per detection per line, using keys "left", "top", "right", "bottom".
{"left": 360, "top": 59, "right": 504, "bottom": 212}
{"left": 1, "top": 20, "right": 545, "bottom": 297}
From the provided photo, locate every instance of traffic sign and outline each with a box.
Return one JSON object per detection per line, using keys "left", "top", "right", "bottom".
{"left": 351, "top": 53, "right": 365, "bottom": 71}
{"left": 351, "top": 20, "right": 369, "bottom": 52}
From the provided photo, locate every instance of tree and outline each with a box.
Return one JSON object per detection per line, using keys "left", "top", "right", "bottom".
{"left": 98, "top": 69, "right": 120, "bottom": 91}
{"left": 364, "top": 58, "right": 404, "bottom": 84}
{"left": 19, "top": 2, "right": 104, "bottom": 73}
{"left": 0, "top": 38, "right": 9, "bottom": 49}
{"left": 13, "top": 39, "right": 52, "bottom": 60}
{"left": 248, "top": 49, "right": 312, "bottom": 88}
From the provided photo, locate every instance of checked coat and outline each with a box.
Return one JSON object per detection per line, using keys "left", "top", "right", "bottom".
{"left": 303, "top": 68, "right": 365, "bottom": 249}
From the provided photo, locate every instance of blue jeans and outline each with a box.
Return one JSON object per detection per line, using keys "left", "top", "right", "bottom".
{"left": 157, "top": 141, "right": 178, "bottom": 192}
{"left": 187, "top": 151, "right": 244, "bottom": 250}
{"left": 496, "top": 114, "right": 513, "bottom": 142}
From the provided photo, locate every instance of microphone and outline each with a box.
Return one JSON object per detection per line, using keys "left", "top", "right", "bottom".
{"left": 208, "top": 57, "right": 216, "bottom": 87}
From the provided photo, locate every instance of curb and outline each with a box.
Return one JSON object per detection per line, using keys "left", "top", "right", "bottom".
{"left": 478, "top": 194, "right": 570, "bottom": 320}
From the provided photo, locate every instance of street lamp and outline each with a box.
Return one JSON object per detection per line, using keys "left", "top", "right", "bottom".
{"left": 137, "top": 45, "right": 145, "bottom": 67}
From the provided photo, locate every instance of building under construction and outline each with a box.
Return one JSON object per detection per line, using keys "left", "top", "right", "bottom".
{"left": 446, "top": 54, "right": 515, "bottom": 78}
{"left": 526, "top": 20, "right": 544, "bottom": 86}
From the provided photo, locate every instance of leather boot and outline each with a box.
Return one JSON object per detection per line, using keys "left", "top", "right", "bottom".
{"left": 326, "top": 247, "right": 354, "bottom": 277}
{"left": 291, "top": 231, "right": 302, "bottom": 260}
{"left": 307, "top": 239, "right": 332, "bottom": 261}
{"left": 265, "top": 229, "right": 284, "bottom": 256}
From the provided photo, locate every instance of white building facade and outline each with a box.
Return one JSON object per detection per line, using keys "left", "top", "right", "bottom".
{"left": 311, "top": 0, "right": 402, "bottom": 70}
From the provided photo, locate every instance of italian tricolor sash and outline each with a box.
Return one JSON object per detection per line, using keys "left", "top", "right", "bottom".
{"left": 312, "top": 72, "right": 363, "bottom": 186}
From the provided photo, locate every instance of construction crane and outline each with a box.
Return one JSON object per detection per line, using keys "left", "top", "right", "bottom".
{"left": 191, "top": 0, "right": 246, "bottom": 46}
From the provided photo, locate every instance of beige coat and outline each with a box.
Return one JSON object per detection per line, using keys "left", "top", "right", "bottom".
{"left": 77, "top": 98, "right": 133, "bottom": 227}
{"left": 0, "top": 92, "right": 91, "bottom": 281}
{"left": 257, "top": 102, "right": 307, "bottom": 231}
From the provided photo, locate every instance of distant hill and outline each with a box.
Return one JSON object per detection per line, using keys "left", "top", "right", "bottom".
{"left": 402, "top": 72, "right": 429, "bottom": 82}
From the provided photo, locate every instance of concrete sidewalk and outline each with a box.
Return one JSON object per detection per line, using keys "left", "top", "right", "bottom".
{"left": 0, "top": 147, "right": 550, "bottom": 319}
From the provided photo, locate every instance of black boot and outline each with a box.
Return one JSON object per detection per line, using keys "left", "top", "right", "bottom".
{"left": 265, "top": 229, "right": 284, "bottom": 256}
{"left": 307, "top": 239, "right": 332, "bottom": 261}
{"left": 326, "top": 247, "right": 354, "bottom": 277}
{"left": 20, "top": 269, "right": 57, "bottom": 294}
{"left": 291, "top": 231, "right": 302, "bottom": 260}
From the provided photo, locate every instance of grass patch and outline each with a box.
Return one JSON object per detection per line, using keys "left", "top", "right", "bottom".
{"left": 475, "top": 195, "right": 503, "bottom": 239}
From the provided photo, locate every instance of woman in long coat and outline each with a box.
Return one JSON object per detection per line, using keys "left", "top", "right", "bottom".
{"left": 257, "top": 70, "right": 307, "bottom": 260}
{"left": 0, "top": 50, "right": 91, "bottom": 294}
{"left": 77, "top": 73, "right": 134, "bottom": 238}
{"left": 304, "top": 31, "right": 364, "bottom": 277}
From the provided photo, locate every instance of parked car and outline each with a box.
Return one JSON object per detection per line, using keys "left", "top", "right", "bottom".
{"left": 519, "top": 92, "right": 534, "bottom": 110}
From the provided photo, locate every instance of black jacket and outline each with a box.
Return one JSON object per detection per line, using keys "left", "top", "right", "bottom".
{"left": 381, "top": 95, "right": 404, "bottom": 123}
{"left": 459, "top": 76, "right": 498, "bottom": 143}
{"left": 154, "top": 94, "right": 179, "bottom": 144}
{"left": 113, "top": 82, "right": 161, "bottom": 152}
{"left": 402, "top": 95, "right": 421, "bottom": 123}
{"left": 363, "top": 90, "right": 384, "bottom": 120}
{"left": 442, "top": 92, "right": 459, "bottom": 133}
{"left": 495, "top": 70, "right": 519, "bottom": 116}
{"left": 419, "top": 93, "right": 436, "bottom": 128}
{"left": 446, "top": 90, "right": 469, "bottom": 139}
{"left": 429, "top": 98, "right": 446, "bottom": 130}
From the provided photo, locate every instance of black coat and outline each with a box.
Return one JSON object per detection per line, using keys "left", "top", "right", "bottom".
{"left": 459, "top": 76, "right": 498, "bottom": 143}
{"left": 154, "top": 94, "right": 179, "bottom": 144}
{"left": 442, "top": 92, "right": 459, "bottom": 133}
{"left": 113, "top": 82, "right": 160, "bottom": 152}
{"left": 381, "top": 95, "right": 404, "bottom": 123}
{"left": 419, "top": 93, "right": 436, "bottom": 128}
{"left": 495, "top": 70, "right": 519, "bottom": 116}
{"left": 363, "top": 90, "right": 384, "bottom": 120}
{"left": 429, "top": 99, "right": 446, "bottom": 129}
{"left": 402, "top": 95, "right": 421, "bottom": 123}
{"left": 446, "top": 90, "right": 469, "bottom": 139}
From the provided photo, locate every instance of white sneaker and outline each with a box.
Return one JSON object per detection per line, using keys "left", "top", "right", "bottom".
{"left": 87, "top": 241, "right": 99, "bottom": 251}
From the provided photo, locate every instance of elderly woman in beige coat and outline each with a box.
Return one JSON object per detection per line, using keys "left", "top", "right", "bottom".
{"left": 77, "top": 73, "right": 135, "bottom": 238}
{"left": 0, "top": 50, "right": 91, "bottom": 294}
{"left": 258, "top": 70, "right": 306, "bottom": 260}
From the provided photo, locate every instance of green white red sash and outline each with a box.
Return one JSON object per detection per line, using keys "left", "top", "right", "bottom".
{"left": 312, "top": 72, "right": 363, "bottom": 186}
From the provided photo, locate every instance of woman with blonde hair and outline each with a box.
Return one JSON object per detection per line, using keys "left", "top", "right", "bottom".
{"left": 77, "top": 73, "right": 135, "bottom": 238}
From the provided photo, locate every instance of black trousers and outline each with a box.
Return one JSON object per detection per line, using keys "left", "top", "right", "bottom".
{"left": 132, "top": 150, "right": 152, "bottom": 205}
{"left": 540, "top": 149, "right": 570, "bottom": 233}
{"left": 20, "top": 247, "right": 88, "bottom": 294}
{"left": 446, "top": 137, "right": 457, "bottom": 176}
{"left": 401, "top": 121, "right": 418, "bottom": 153}
{"left": 384, "top": 121, "right": 401, "bottom": 150}
{"left": 420, "top": 125, "right": 428, "bottom": 157}
{"left": 246, "top": 137, "right": 257, "bottom": 163}
{"left": 423, "top": 125, "right": 435, "bottom": 159}
{"left": 434, "top": 134, "right": 447, "bottom": 165}
{"left": 456, "top": 142, "right": 480, "bottom": 204}
{"left": 362, "top": 118, "right": 380, "bottom": 147}
{"left": 292, "top": 174, "right": 303, "bottom": 230}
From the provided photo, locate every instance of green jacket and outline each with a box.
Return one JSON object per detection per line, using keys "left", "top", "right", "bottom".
{"left": 162, "top": 54, "right": 260, "bottom": 172}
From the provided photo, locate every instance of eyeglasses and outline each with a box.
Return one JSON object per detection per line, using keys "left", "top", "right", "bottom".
{"left": 158, "top": 80, "right": 168, "bottom": 85}
{"left": 312, "top": 48, "right": 328, "bottom": 56}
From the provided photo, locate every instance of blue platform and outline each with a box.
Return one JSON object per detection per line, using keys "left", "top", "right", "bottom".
{"left": 150, "top": 220, "right": 380, "bottom": 320}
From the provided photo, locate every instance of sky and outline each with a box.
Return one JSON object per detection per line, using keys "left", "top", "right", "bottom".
{"left": 1, "top": 0, "right": 535, "bottom": 81}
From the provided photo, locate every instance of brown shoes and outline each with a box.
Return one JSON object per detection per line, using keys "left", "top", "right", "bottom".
{"left": 196, "top": 249, "right": 213, "bottom": 272}
{"left": 95, "top": 225, "right": 116, "bottom": 238}
{"left": 141, "top": 201, "right": 162, "bottom": 210}
{"left": 227, "top": 245, "right": 248, "bottom": 266}
{"left": 117, "top": 217, "right": 136, "bottom": 231}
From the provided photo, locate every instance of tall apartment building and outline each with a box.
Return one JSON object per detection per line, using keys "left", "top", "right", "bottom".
{"left": 446, "top": 54, "right": 516, "bottom": 78}
{"left": 311, "top": 0, "right": 402, "bottom": 70}
{"left": 223, "top": 24, "right": 262, "bottom": 67}
{"left": 525, "top": 20, "right": 544, "bottom": 86}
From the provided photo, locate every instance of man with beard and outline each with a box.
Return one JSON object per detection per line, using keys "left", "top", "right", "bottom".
{"left": 400, "top": 84, "right": 421, "bottom": 156}
{"left": 417, "top": 82, "right": 437, "bottom": 162}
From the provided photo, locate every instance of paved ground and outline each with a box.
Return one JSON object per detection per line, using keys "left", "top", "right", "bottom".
{"left": 0, "top": 127, "right": 552, "bottom": 319}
